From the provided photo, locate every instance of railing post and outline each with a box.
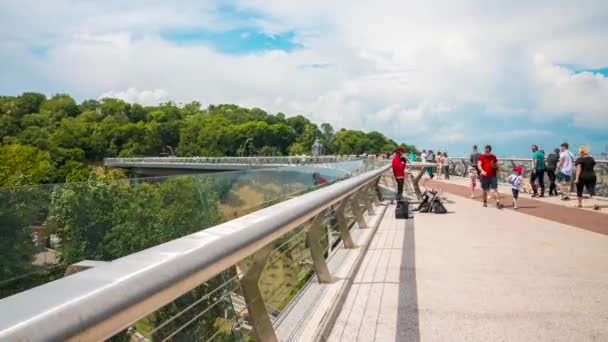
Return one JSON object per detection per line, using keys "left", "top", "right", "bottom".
{"left": 306, "top": 212, "right": 332, "bottom": 283}
{"left": 412, "top": 168, "right": 426, "bottom": 200}
{"left": 336, "top": 198, "right": 356, "bottom": 248}
{"left": 373, "top": 176, "right": 383, "bottom": 204}
{"left": 350, "top": 188, "right": 368, "bottom": 229}
{"left": 364, "top": 184, "right": 376, "bottom": 215}
{"left": 236, "top": 245, "right": 278, "bottom": 342}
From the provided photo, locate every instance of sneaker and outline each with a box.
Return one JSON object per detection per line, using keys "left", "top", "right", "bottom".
{"left": 483, "top": 201, "right": 487, "bottom": 207}
{"left": 531, "top": 194, "right": 538, "bottom": 198}
{"left": 496, "top": 202, "right": 504, "bottom": 209}
{"left": 594, "top": 204, "right": 601, "bottom": 210}
{"left": 539, "top": 194, "right": 545, "bottom": 198}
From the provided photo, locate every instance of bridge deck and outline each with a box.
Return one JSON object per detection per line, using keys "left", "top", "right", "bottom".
{"left": 327, "top": 190, "right": 608, "bottom": 341}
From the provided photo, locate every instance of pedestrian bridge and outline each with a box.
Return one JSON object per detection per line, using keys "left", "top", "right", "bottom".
{"left": 104, "top": 156, "right": 364, "bottom": 175}
{"left": 1, "top": 162, "right": 607, "bottom": 341}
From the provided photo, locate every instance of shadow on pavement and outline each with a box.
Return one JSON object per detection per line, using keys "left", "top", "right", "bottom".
{"left": 396, "top": 218, "right": 420, "bottom": 342}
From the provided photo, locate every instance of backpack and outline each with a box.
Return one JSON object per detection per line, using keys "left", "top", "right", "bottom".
{"left": 416, "top": 190, "right": 437, "bottom": 213}
{"left": 431, "top": 198, "right": 448, "bottom": 214}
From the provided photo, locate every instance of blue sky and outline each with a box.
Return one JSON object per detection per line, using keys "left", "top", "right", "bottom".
{"left": 0, "top": 0, "right": 607, "bottom": 157}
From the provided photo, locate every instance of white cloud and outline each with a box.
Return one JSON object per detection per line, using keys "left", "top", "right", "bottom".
{"left": 1, "top": 0, "right": 607, "bottom": 151}
{"left": 532, "top": 54, "right": 608, "bottom": 129}
{"left": 99, "top": 88, "right": 169, "bottom": 106}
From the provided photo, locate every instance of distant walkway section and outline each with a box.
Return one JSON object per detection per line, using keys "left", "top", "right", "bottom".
{"left": 426, "top": 178, "right": 608, "bottom": 236}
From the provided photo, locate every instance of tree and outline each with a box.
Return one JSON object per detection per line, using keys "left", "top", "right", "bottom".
{"left": 0, "top": 144, "right": 53, "bottom": 186}
{"left": 320, "top": 123, "right": 335, "bottom": 153}
{"left": 17, "top": 92, "right": 46, "bottom": 115}
{"left": 40, "top": 94, "right": 79, "bottom": 120}
{"left": 286, "top": 115, "right": 310, "bottom": 136}
{"left": 288, "top": 123, "right": 320, "bottom": 155}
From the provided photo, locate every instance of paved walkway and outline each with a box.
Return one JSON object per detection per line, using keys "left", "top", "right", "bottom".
{"left": 327, "top": 194, "right": 608, "bottom": 341}
{"left": 425, "top": 178, "right": 608, "bottom": 236}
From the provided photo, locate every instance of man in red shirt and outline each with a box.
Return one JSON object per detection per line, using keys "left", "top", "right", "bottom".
{"left": 392, "top": 146, "right": 406, "bottom": 199}
{"left": 477, "top": 145, "right": 503, "bottom": 208}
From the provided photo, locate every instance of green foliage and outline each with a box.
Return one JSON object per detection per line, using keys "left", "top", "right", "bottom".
{"left": 1, "top": 91, "right": 415, "bottom": 184}
{"left": 0, "top": 144, "right": 53, "bottom": 186}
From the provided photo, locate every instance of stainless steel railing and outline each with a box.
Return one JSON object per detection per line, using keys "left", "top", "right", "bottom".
{"left": 104, "top": 155, "right": 363, "bottom": 167}
{"left": 0, "top": 164, "right": 391, "bottom": 341}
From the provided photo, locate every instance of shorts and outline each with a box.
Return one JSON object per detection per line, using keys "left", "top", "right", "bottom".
{"left": 512, "top": 189, "right": 519, "bottom": 199}
{"left": 557, "top": 172, "right": 571, "bottom": 182}
{"left": 480, "top": 177, "right": 498, "bottom": 191}
{"left": 576, "top": 177, "right": 596, "bottom": 197}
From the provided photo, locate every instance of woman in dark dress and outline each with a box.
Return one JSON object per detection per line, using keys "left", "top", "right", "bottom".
{"left": 574, "top": 145, "right": 598, "bottom": 209}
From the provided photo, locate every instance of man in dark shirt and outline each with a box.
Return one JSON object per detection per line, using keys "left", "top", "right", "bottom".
{"left": 546, "top": 148, "right": 559, "bottom": 196}
{"left": 470, "top": 145, "right": 481, "bottom": 175}
{"left": 530, "top": 145, "right": 546, "bottom": 197}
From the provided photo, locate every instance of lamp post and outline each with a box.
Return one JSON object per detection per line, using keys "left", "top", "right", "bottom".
{"left": 311, "top": 138, "right": 324, "bottom": 156}
{"left": 240, "top": 138, "right": 253, "bottom": 157}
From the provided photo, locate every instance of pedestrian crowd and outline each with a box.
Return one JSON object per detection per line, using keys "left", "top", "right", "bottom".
{"left": 389, "top": 143, "right": 600, "bottom": 210}
{"left": 465, "top": 143, "right": 599, "bottom": 210}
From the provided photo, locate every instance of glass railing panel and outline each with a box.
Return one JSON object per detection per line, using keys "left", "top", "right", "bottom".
{"left": 0, "top": 160, "right": 380, "bottom": 299}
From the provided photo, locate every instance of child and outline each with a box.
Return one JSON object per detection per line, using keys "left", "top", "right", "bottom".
{"left": 468, "top": 165, "right": 478, "bottom": 198}
{"left": 508, "top": 166, "right": 523, "bottom": 209}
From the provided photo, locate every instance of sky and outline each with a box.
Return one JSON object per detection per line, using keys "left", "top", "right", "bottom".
{"left": 1, "top": 0, "right": 607, "bottom": 157}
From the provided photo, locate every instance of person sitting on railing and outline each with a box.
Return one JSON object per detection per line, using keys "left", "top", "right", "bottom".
{"left": 392, "top": 146, "right": 407, "bottom": 200}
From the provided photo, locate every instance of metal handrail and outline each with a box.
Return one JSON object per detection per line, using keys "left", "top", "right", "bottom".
{"left": 0, "top": 164, "right": 391, "bottom": 341}
{"left": 104, "top": 155, "right": 363, "bottom": 167}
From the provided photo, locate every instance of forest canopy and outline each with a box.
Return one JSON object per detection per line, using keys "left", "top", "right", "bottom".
{"left": 0, "top": 92, "right": 417, "bottom": 186}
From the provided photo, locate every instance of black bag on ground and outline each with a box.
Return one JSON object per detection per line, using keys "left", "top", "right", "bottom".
{"left": 395, "top": 199, "right": 410, "bottom": 219}
{"left": 431, "top": 198, "right": 448, "bottom": 214}
{"left": 416, "top": 190, "right": 436, "bottom": 213}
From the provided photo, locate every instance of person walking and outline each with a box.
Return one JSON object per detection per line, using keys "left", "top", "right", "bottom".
{"left": 546, "top": 148, "right": 559, "bottom": 196}
{"left": 574, "top": 146, "right": 598, "bottom": 209}
{"left": 392, "top": 146, "right": 406, "bottom": 200}
{"left": 557, "top": 142, "right": 575, "bottom": 200}
{"left": 409, "top": 152, "right": 417, "bottom": 162}
{"left": 468, "top": 163, "right": 478, "bottom": 198}
{"left": 420, "top": 149, "right": 427, "bottom": 162}
{"left": 508, "top": 166, "right": 523, "bottom": 209}
{"left": 426, "top": 150, "right": 435, "bottom": 178}
{"left": 470, "top": 145, "right": 481, "bottom": 176}
{"left": 442, "top": 152, "right": 450, "bottom": 179}
{"left": 436, "top": 151, "right": 443, "bottom": 179}
{"left": 478, "top": 145, "right": 503, "bottom": 208}
{"left": 530, "top": 145, "right": 546, "bottom": 197}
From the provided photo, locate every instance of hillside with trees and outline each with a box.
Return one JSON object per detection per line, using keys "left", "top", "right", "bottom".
{"left": 0, "top": 92, "right": 416, "bottom": 186}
